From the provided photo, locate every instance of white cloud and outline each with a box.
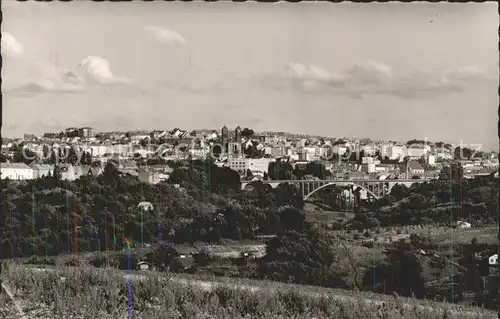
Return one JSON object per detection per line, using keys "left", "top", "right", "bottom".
{"left": 144, "top": 26, "right": 187, "bottom": 45}
{"left": 266, "top": 61, "right": 495, "bottom": 99}
{"left": 4, "top": 61, "right": 85, "bottom": 96}
{"left": 78, "top": 56, "right": 131, "bottom": 85}
{"left": 5, "top": 56, "right": 131, "bottom": 97}
{"left": 1, "top": 31, "right": 23, "bottom": 58}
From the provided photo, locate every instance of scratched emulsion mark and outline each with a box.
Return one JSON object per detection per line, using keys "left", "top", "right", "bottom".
{"left": 234, "top": 207, "right": 239, "bottom": 239}
{"left": 66, "top": 194, "right": 71, "bottom": 253}
{"left": 84, "top": 216, "right": 90, "bottom": 252}
{"left": 158, "top": 221, "right": 163, "bottom": 248}
{"left": 74, "top": 198, "right": 79, "bottom": 297}
{"left": 113, "top": 213, "right": 117, "bottom": 250}
{"left": 124, "top": 238, "right": 133, "bottom": 318}
{"left": 12, "top": 203, "right": 18, "bottom": 271}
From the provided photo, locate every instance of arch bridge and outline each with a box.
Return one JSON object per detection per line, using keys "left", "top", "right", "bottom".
{"left": 241, "top": 179, "right": 423, "bottom": 201}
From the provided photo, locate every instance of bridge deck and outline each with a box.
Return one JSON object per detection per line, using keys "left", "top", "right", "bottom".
{"left": 256, "top": 179, "right": 424, "bottom": 183}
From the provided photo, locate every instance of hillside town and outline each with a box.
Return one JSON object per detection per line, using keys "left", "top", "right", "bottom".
{"left": 1, "top": 126, "right": 498, "bottom": 183}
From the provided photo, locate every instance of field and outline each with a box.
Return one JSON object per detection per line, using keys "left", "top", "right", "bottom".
{"left": 0, "top": 262, "right": 496, "bottom": 319}
{"left": 329, "top": 225, "right": 497, "bottom": 246}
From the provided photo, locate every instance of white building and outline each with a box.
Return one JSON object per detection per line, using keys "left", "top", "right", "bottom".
{"left": 248, "top": 158, "right": 275, "bottom": 175}
{"left": 332, "top": 145, "right": 348, "bottom": 156}
{"left": 31, "top": 164, "right": 54, "bottom": 179}
{"left": 0, "top": 163, "right": 34, "bottom": 180}
{"left": 361, "top": 163, "right": 376, "bottom": 173}
{"left": 362, "top": 157, "right": 375, "bottom": 164}
{"left": 388, "top": 146, "right": 406, "bottom": 160}
{"left": 407, "top": 145, "right": 431, "bottom": 158}
{"left": 227, "top": 158, "right": 275, "bottom": 176}
{"left": 188, "top": 148, "right": 208, "bottom": 158}
{"left": 227, "top": 158, "right": 249, "bottom": 174}
{"left": 426, "top": 154, "right": 436, "bottom": 165}
{"left": 456, "top": 221, "right": 471, "bottom": 229}
{"left": 489, "top": 254, "right": 498, "bottom": 266}
{"left": 361, "top": 145, "right": 376, "bottom": 155}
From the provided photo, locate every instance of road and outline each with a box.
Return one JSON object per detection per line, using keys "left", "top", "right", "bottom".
{"left": 15, "top": 265, "right": 495, "bottom": 319}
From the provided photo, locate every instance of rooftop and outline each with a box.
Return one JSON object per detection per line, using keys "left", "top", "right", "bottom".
{"left": 1, "top": 162, "right": 32, "bottom": 169}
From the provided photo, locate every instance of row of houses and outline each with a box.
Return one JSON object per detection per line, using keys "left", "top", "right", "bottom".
{"left": 0, "top": 162, "right": 173, "bottom": 184}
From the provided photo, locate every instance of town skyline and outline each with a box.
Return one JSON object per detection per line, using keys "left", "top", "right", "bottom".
{"left": 2, "top": 2, "right": 498, "bottom": 150}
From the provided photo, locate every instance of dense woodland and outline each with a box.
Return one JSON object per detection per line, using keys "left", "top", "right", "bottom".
{"left": 0, "top": 159, "right": 498, "bottom": 308}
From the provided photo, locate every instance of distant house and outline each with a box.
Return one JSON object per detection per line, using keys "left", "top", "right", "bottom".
{"left": 138, "top": 202, "right": 154, "bottom": 212}
{"left": 407, "top": 160, "right": 424, "bottom": 176}
{"left": 456, "top": 220, "right": 471, "bottom": 229}
{"left": 489, "top": 254, "right": 498, "bottom": 266}
{"left": 137, "top": 261, "right": 154, "bottom": 271}
{"left": 138, "top": 168, "right": 160, "bottom": 184}
{"left": 0, "top": 163, "right": 34, "bottom": 180}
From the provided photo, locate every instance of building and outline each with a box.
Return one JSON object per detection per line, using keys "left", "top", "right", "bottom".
{"left": 362, "top": 157, "right": 375, "bottom": 164}
{"left": 137, "top": 261, "right": 154, "bottom": 271}
{"left": 332, "top": 145, "right": 348, "bottom": 156}
{"left": 426, "top": 154, "right": 436, "bottom": 165}
{"left": 221, "top": 125, "right": 229, "bottom": 142}
{"left": 361, "top": 144, "right": 376, "bottom": 155}
{"left": 78, "top": 127, "right": 95, "bottom": 139}
{"left": 361, "top": 163, "right": 376, "bottom": 173}
{"left": 489, "top": 254, "right": 498, "bottom": 266}
{"left": 456, "top": 221, "right": 471, "bottom": 229}
{"left": 0, "top": 163, "right": 34, "bottom": 180}
{"left": 31, "top": 164, "right": 54, "bottom": 179}
{"left": 387, "top": 145, "right": 406, "bottom": 160}
{"left": 407, "top": 160, "right": 425, "bottom": 177}
{"left": 138, "top": 168, "right": 161, "bottom": 184}
{"left": 227, "top": 158, "right": 249, "bottom": 174}
{"left": 234, "top": 126, "right": 242, "bottom": 142}
{"left": 407, "top": 145, "right": 431, "bottom": 158}
{"left": 248, "top": 158, "right": 274, "bottom": 176}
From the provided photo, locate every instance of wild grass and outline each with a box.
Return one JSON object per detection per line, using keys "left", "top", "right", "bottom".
{"left": 0, "top": 262, "right": 495, "bottom": 319}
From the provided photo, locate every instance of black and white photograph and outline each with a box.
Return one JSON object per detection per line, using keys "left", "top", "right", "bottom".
{"left": 0, "top": 1, "right": 498, "bottom": 318}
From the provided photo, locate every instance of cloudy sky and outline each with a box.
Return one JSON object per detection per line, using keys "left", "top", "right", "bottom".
{"left": 2, "top": 2, "right": 498, "bottom": 150}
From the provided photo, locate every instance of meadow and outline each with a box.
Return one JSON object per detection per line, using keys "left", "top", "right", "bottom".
{"left": 0, "top": 262, "right": 496, "bottom": 319}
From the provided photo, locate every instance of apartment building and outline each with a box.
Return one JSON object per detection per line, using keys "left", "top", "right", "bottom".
{"left": 361, "top": 144, "right": 376, "bottom": 155}
{"left": 78, "top": 127, "right": 95, "bottom": 139}
{"left": 227, "top": 158, "right": 275, "bottom": 175}
{"left": 248, "top": 158, "right": 275, "bottom": 176}
{"left": 387, "top": 145, "right": 406, "bottom": 160}
{"left": 0, "top": 163, "right": 34, "bottom": 180}
{"left": 332, "top": 145, "right": 348, "bottom": 156}
{"left": 407, "top": 145, "right": 431, "bottom": 158}
{"left": 31, "top": 164, "right": 54, "bottom": 179}
{"left": 361, "top": 163, "right": 376, "bottom": 174}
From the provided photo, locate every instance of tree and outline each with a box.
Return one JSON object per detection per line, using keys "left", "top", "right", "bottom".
{"left": 390, "top": 184, "right": 410, "bottom": 201}
{"left": 454, "top": 147, "right": 473, "bottom": 160}
{"left": 241, "top": 128, "right": 254, "bottom": 138}
{"left": 439, "top": 163, "right": 464, "bottom": 182}
{"left": 362, "top": 242, "right": 425, "bottom": 298}
{"left": 268, "top": 159, "right": 293, "bottom": 180}
{"left": 52, "top": 165, "right": 62, "bottom": 180}
{"left": 258, "top": 228, "right": 347, "bottom": 288}
{"left": 278, "top": 206, "right": 306, "bottom": 232}
{"left": 0, "top": 153, "right": 9, "bottom": 163}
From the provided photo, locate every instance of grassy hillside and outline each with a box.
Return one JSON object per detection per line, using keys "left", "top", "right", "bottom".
{"left": 0, "top": 262, "right": 495, "bottom": 319}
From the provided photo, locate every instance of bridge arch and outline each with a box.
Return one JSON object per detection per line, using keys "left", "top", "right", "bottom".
{"left": 303, "top": 182, "right": 380, "bottom": 201}
{"left": 242, "top": 181, "right": 273, "bottom": 192}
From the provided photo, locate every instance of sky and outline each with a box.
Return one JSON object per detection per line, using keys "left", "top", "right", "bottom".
{"left": 2, "top": 2, "right": 498, "bottom": 150}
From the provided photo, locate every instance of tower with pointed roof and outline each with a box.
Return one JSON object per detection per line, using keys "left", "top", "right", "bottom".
{"left": 234, "top": 125, "right": 242, "bottom": 142}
